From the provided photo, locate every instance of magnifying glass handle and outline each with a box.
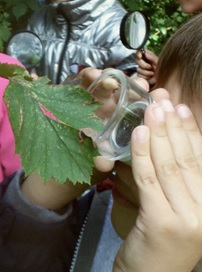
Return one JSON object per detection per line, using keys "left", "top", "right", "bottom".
{"left": 141, "top": 47, "right": 154, "bottom": 70}
{"left": 141, "top": 48, "right": 149, "bottom": 63}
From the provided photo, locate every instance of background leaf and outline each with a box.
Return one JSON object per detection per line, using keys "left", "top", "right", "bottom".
{"left": 12, "top": 3, "right": 27, "bottom": 19}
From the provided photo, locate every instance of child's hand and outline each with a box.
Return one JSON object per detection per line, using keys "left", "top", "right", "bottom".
{"left": 114, "top": 99, "right": 202, "bottom": 272}
{"left": 135, "top": 49, "right": 158, "bottom": 85}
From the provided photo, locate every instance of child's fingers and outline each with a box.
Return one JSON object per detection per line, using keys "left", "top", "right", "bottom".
{"left": 144, "top": 102, "right": 195, "bottom": 215}
{"left": 175, "top": 104, "right": 202, "bottom": 204}
{"left": 131, "top": 126, "right": 171, "bottom": 216}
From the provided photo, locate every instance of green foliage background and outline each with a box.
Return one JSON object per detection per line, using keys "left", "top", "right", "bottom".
{"left": 120, "top": 0, "right": 191, "bottom": 55}
{"left": 0, "top": 0, "right": 39, "bottom": 52}
{"left": 0, "top": 0, "right": 192, "bottom": 55}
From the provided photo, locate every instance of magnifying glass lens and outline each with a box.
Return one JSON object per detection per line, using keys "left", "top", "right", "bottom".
{"left": 6, "top": 31, "right": 44, "bottom": 69}
{"left": 87, "top": 69, "right": 153, "bottom": 162}
{"left": 116, "top": 107, "right": 145, "bottom": 147}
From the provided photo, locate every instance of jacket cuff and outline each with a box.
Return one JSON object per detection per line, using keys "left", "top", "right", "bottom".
{"left": 2, "top": 169, "right": 73, "bottom": 224}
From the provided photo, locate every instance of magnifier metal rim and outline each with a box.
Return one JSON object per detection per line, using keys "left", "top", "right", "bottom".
{"left": 120, "top": 10, "right": 150, "bottom": 50}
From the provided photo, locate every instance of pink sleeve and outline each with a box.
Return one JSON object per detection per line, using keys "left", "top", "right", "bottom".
{"left": 0, "top": 53, "right": 23, "bottom": 182}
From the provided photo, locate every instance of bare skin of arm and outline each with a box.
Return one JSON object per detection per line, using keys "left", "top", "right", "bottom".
{"left": 20, "top": 167, "right": 111, "bottom": 211}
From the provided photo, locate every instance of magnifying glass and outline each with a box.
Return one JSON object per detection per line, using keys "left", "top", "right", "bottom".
{"left": 120, "top": 11, "right": 150, "bottom": 63}
{"left": 87, "top": 69, "right": 154, "bottom": 164}
{"left": 6, "top": 31, "right": 44, "bottom": 69}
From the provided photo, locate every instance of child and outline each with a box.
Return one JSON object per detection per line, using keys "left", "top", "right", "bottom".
{"left": 1, "top": 13, "right": 202, "bottom": 271}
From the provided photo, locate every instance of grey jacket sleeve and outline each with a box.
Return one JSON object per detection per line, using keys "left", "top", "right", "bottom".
{"left": 0, "top": 169, "right": 95, "bottom": 271}
{"left": 2, "top": 168, "right": 73, "bottom": 223}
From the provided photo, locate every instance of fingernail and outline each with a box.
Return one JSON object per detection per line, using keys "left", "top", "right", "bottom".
{"left": 134, "top": 126, "right": 149, "bottom": 141}
{"left": 159, "top": 99, "right": 175, "bottom": 112}
{"left": 153, "top": 105, "right": 165, "bottom": 122}
{"left": 176, "top": 105, "right": 192, "bottom": 118}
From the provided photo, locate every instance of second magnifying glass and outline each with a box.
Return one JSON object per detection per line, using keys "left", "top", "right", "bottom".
{"left": 6, "top": 31, "right": 44, "bottom": 69}
{"left": 120, "top": 11, "right": 150, "bottom": 64}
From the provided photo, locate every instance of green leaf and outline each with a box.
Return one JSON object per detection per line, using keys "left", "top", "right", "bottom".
{"left": 0, "top": 63, "right": 27, "bottom": 78}
{"left": 6, "top": 83, "right": 98, "bottom": 183}
{"left": 0, "top": 24, "right": 11, "bottom": 42}
{"left": 30, "top": 81, "right": 103, "bottom": 131}
{"left": 3, "top": 64, "right": 103, "bottom": 184}
{"left": 12, "top": 3, "right": 27, "bottom": 19}
{"left": 160, "top": 27, "right": 167, "bottom": 35}
{"left": 6, "top": 74, "right": 103, "bottom": 131}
